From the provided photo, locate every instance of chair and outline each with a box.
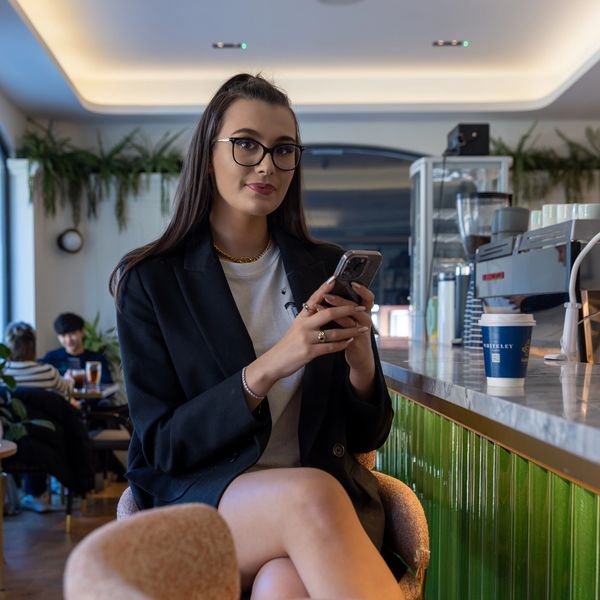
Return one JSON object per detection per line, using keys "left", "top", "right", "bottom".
{"left": 117, "top": 451, "right": 430, "bottom": 599}
{"left": 64, "top": 503, "right": 240, "bottom": 600}
{"left": 86, "top": 408, "right": 131, "bottom": 487}
{"left": 0, "top": 439, "right": 18, "bottom": 591}
{"left": 0, "top": 387, "right": 95, "bottom": 532}
{"left": 357, "top": 451, "right": 430, "bottom": 599}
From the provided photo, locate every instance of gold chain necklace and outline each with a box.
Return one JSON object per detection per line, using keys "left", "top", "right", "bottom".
{"left": 213, "top": 237, "right": 272, "bottom": 264}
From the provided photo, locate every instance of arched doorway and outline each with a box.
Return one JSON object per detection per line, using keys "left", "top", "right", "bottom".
{"left": 302, "top": 144, "right": 423, "bottom": 336}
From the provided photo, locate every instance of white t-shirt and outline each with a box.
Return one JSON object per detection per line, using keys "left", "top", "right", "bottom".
{"left": 219, "top": 242, "right": 303, "bottom": 469}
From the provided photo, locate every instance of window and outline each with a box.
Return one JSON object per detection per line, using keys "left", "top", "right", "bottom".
{"left": 0, "top": 135, "right": 9, "bottom": 333}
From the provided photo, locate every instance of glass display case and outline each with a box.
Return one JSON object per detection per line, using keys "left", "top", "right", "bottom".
{"left": 409, "top": 156, "right": 513, "bottom": 341}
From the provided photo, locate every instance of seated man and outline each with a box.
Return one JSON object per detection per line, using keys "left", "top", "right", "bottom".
{"left": 42, "top": 313, "right": 113, "bottom": 384}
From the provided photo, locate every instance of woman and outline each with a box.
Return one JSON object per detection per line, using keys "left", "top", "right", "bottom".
{"left": 3, "top": 321, "right": 93, "bottom": 510}
{"left": 4, "top": 322, "right": 73, "bottom": 401}
{"left": 112, "top": 74, "right": 402, "bottom": 600}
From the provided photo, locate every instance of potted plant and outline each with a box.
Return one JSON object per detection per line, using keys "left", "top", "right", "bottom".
{"left": 0, "top": 343, "right": 54, "bottom": 442}
{"left": 84, "top": 313, "right": 122, "bottom": 383}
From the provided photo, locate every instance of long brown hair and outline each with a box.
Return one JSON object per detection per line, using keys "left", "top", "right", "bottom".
{"left": 109, "top": 73, "right": 312, "bottom": 298}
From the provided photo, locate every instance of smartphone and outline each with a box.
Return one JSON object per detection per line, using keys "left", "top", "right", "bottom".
{"left": 330, "top": 250, "right": 382, "bottom": 304}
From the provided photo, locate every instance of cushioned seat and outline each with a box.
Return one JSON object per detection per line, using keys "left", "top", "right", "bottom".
{"left": 64, "top": 503, "right": 240, "bottom": 600}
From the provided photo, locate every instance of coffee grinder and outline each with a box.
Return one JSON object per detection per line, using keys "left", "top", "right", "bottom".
{"left": 456, "top": 191, "right": 511, "bottom": 347}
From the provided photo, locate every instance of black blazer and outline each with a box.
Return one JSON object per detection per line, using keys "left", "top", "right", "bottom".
{"left": 117, "top": 222, "right": 393, "bottom": 535}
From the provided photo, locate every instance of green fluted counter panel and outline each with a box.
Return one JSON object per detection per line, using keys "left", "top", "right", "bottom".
{"left": 378, "top": 391, "right": 600, "bottom": 600}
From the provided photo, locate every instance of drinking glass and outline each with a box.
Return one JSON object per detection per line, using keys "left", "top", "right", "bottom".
{"left": 71, "top": 369, "right": 86, "bottom": 390}
{"left": 85, "top": 361, "right": 102, "bottom": 388}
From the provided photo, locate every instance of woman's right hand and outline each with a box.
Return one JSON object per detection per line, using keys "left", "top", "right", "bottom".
{"left": 243, "top": 279, "right": 369, "bottom": 398}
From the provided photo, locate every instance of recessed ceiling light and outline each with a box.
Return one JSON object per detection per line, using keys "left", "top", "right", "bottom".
{"left": 317, "top": 0, "right": 363, "bottom": 5}
{"left": 433, "top": 40, "right": 470, "bottom": 48}
{"left": 212, "top": 42, "right": 247, "bottom": 49}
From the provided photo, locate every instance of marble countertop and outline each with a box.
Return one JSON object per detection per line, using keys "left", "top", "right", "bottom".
{"left": 378, "top": 339, "right": 600, "bottom": 474}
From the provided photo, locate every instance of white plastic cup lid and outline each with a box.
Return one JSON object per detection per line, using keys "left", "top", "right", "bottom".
{"left": 478, "top": 313, "right": 536, "bottom": 327}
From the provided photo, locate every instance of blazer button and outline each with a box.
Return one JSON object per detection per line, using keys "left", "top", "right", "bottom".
{"left": 228, "top": 452, "right": 240, "bottom": 463}
{"left": 332, "top": 443, "right": 345, "bottom": 458}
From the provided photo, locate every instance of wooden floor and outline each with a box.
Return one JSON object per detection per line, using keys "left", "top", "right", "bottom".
{"left": 2, "top": 482, "right": 127, "bottom": 600}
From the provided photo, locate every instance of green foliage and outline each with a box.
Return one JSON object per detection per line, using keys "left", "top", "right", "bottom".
{"left": 0, "top": 396, "right": 56, "bottom": 442}
{"left": 83, "top": 313, "right": 122, "bottom": 382}
{"left": 0, "top": 343, "right": 16, "bottom": 390}
{"left": 492, "top": 124, "right": 600, "bottom": 205}
{"left": 0, "top": 343, "right": 56, "bottom": 442}
{"left": 18, "top": 121, "right": 184, "bottom": 230}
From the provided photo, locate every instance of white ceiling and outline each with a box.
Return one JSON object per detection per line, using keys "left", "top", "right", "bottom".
{"left": 2, "top": 0, "right": 600, "bottom": 119}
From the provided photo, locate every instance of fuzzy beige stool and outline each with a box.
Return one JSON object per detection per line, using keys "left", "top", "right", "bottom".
{"left": 64, "top": 503, "right": 240, "bottom": 600}
{"left": 116, "top": 452, "right": 430, "bottom": 600}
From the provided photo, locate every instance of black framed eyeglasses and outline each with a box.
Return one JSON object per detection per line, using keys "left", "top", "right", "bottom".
{"left": 215, "top": 137, "right": 304, "bottom": 171}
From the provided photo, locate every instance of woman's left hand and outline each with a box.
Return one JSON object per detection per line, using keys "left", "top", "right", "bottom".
{"left": 315, "top": 281, "right": 375, "bottom": 376}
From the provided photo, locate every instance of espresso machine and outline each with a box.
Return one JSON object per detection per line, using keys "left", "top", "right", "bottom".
{"left": 475, "top": 220, "right": 600, "bottom": 363}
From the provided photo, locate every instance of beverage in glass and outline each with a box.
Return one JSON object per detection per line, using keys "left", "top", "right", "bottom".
{"left": 72, "top": 369, "right": 86, "bottom": 390}
{"left": 85, "top": 361, "right": 102, "bottom": 388}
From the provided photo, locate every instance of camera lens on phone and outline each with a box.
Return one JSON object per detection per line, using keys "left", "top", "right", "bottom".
{"left": 341, "top": 257, "right": 366, "bottom": 280}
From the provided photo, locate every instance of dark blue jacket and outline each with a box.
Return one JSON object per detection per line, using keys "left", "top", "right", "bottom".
{"left": 42, "top": 348, "right": 113, "bottom": 384}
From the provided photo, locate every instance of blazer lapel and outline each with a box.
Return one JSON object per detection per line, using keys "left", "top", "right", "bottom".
{"left": 174, "top": 226, "right": 256, "bottom": 378}
{"left": 271, "top": 229, "right": 328, "bottom": 311}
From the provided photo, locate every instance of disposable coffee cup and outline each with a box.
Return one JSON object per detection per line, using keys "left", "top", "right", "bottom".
{"left": 486, "top": 385, "right": 526, "bottom": 398}
{"left": 478, "top": 313, "right": 536, "bottom": 386}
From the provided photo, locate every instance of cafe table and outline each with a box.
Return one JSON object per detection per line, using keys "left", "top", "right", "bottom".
{"left": 0, "top": 439, "right": 17, "bottom": 590}
{"left": 71, "top": 383, "right": 120, "bottom": 401}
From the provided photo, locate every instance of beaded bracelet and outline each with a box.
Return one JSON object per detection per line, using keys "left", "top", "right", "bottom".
{"left": 242, "top": 367, "right": 265, "bottom": 401}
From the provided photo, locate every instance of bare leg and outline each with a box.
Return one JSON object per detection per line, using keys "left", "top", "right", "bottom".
{"left": 251, "top": 558, "right": 308, "bottom": 600}
{"left": 218, "top": 467, "right": 402, "bottom": 600}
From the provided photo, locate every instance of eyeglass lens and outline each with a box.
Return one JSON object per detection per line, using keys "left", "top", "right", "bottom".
{"left": 232, "top": 139, "right": 301, "bottom": 170}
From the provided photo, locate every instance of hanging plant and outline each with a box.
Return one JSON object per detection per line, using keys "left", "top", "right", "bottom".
{"left": 19, "top": 122, "right": 92, "bottom": 223}
{"left": 492, "top": 124, "right": 600, "bottom": 206}
{"left": 129, "top": 130, "right": 184, "bottom": 216}
{"left": 17, "top": 121, "right": 184, "bottom": 230}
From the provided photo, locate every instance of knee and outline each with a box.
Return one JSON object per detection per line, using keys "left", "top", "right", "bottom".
{"left": 286, "top": 468, "right": 354, "bottom": 530}
{"left": 251, "top": 558, "right": 307, "bottom": 600}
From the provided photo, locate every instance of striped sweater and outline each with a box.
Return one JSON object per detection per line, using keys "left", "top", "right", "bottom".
{"left": 4, "top": 361, "right": 73, "bottom": 399}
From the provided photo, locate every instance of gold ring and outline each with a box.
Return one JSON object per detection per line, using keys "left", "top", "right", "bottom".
{"left": 317, "top": 330, "right": 327, "bottom": 343}
{"left": 303, "top": 302, "right": 315, "bottom": 314}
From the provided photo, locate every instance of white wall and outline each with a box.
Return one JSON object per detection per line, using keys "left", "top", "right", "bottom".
{"left": 11, "top": 114, "right": 600, "bottom": 353}
{"left": 65, "top": 114, "right": 600, "bottom": 157}
{"left": 0, "top": 89, "right": 26, "bottom": 154}
{"left": 8, "top": 159, "right": 172, "bottom": 354}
